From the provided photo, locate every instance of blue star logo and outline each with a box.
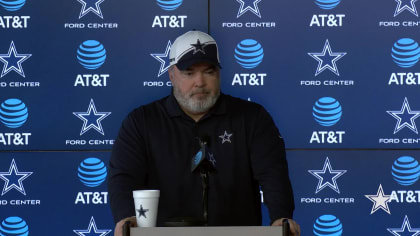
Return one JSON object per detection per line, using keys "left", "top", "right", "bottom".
{"left": 208, "top": 153, "right": 216, "bottom": 167}
{"left": 308, "top": 157, "right": 347, "bottom": 194}
{"left": 0, "top": 41, "right": 32, "bottom": 78}
{"left": 73, "top": 216, "right": 112, "bottom": 236}
{"left": 308, "top": 39, "right": 347, "bottom": 76}
{"left": 394, "top": 0, "right": 418, "bottom": 17}
{"left": 77, "top": 0, "right": 105, "bottom": 19}
{"left": 137, "top": 205, "right": 149, "bottom": 219}
{"left": 387, "top": 215, "right": 420, "bottom": 236}
{"left": 73, "top": 99, "right": 111, "bottom": 136}
{"left": 387, "top": 97, "right": 420, "bottom": 134}
{"left": 150, "top": 40, "right": 171, "bottom": 77}
{"left": 236, "top": 0, "right": 262, "bottom": 18}
{"left": 0, "top": 159, "right": 33, "bottom": 196}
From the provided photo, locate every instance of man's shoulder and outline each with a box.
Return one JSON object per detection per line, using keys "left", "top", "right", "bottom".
{"left": 222, "top": 94, "right": 264, "bottom": 113}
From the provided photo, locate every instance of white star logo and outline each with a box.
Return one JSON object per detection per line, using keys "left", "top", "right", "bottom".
{"left": 394, "top": 0, "right": 418, "bottom": 17}
{"left": 151, "top": 40, "right": 172, "bottom": 77}
{"left": 219, "top": 131, "right": 233, "bottom": 144}
{"left": 73, "top": 99, "right": 111, "bottom": 136}
{"left": 73, "top": 216, "right": 112, "bottom": 236}
{"left": 308, "top": 39, "right": 347, "bottom": 76}
{"left": 0, "top": 41, "right": 32, "bottom": 78}
{"left": 387, "top": 215, "right": 420, "bottom": 236}
{"left": 308, "top": 157, "right": 347, "bottom": 194}
{"left": 387, "top": 97, "right": 420, "bottom": 134}
{"left": 0, "top": 159, "right": 33, "bottom": 196}
{"left": 236, "top": 0, "right": 262, "bottom": 18}
{"left": 365, "top": 184, "right": 391, "bottom": 215}
{"left": 77, "top": 0, "right": 105, "bottom": 19}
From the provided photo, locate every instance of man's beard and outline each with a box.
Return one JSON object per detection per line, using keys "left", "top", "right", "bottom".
{"left": 173, "top": 87, "right": 220, "bottom": 114}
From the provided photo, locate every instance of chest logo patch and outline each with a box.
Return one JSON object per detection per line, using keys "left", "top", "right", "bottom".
{"left": 218, "top": 131, "right": 233, "bottom": 144}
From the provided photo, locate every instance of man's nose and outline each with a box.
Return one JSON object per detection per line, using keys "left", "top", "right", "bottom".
{"left": 194, "top": 73, "right": 206, "bottom": 87}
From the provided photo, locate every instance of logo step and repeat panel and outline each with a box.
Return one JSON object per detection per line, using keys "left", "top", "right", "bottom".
{"left": 2, "top": 0, "right": 420, "bottom": 234}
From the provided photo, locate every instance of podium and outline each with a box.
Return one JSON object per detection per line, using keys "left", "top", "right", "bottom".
{"left": 124, "top": 225, "right": 288, "bottom": 236}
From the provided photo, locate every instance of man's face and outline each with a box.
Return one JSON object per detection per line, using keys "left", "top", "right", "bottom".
{"left": 169, "top": 62, "right": 220, "bottom": 116}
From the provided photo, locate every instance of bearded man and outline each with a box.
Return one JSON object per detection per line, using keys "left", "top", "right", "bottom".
{"left": 108, "top": 30, "right": 299, "bottom": 236}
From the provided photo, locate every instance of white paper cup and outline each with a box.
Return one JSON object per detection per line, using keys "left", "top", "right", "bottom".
{"left": 133, "top": 190, "right": 160, "bottom": 227}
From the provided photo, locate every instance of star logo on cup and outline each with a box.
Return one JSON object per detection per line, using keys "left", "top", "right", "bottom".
{"left": 137, "top": 204, "right": 149, "bottom": 219}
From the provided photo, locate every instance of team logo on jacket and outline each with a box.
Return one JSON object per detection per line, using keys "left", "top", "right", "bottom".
{"left": 219, "top": 131, "right": 233, "bottom": 144}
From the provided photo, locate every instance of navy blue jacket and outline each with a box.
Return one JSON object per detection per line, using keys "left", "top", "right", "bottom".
{"left": 108, "top": 93, "right": 294, "bottom": 226}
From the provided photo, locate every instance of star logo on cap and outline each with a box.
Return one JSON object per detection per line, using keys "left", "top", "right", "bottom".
{"left": 151, "top": 40, "right": 172, "bottom": 77}
{"left": 191, "top": 39, "right": 206, "bottom": 55}
{"left": 219, "top": 131, "right": 233, "bottom": 144}
{"left": 73, "top": 216, "right": 112, "bottom": 236}
{"left": 0, "top": 41, "right": 32, "bottom": 78}
{"left": 308, "top": 39, "right": 347, "bottom": 76}
{"left": 236, "top": 0, "right": 262, "bottom": 18}
{"left": 387, "top": 215, "right": 420, "bottom": 236}
{"left": 394, "top": 0, "right": 418, "bottom": 17}
{"left": 73, "top": 99, "right": 111, "bottom": 136}
{"left": 77, "top": 0, "right": 105, "bottom": 19}
{"left": 137, "top": 205, "right": 149, "bottom": 219}
{"left": 0, "top": 159, "right": 33, "bottom": 196}
{"left": 365, "top": 184, "right": 391, "bottom": 215}
{"left": 308, "top": 157, "right": 347, "bottom": 194}
{"left": 387, "top": 97, "right": 420, "bottom": 134}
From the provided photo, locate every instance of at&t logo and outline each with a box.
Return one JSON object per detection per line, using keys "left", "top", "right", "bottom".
{"left": 0, "top": 217, "right": 29, "bottom": 235}
{"left": 152, "top": 0, "right": 187, "bottom": 28}
{"left": 388, "top": 38, "right": 420, "bottom": 86}
{"left": 309, "top": 97, "right": 345, "bottom": 144}
{"left": 313, "top": 215, "right": 343, "bottom": 236}
{"left": 389, "top": 156, "right": 420, "bottom": 204}
{"left": 232, "top": 39, "right": 267, "bottom": 86}
{"left": 0, "top": 0, "right": 30, "bottom": 29}
{"left": 0, "top": 98, "right": 31, "bottom": 146}
{"left": 74, "top": 40, "right": 110, "bottom": 87}
{"left": 75, "top": 157, "right": 108, "bottom": 205}
{"left": 310, "top": 0, "right": 345, "bottom": 27}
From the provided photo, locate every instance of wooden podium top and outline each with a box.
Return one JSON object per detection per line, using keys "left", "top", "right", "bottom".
{"left": 128, "top": 226, "right": 285, "bottom": 236}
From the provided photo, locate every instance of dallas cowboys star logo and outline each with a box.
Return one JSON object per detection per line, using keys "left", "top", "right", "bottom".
{"left": 236, "top": 0, "right": 262, "bottom": 18}
{"left": 365, "top": 184, "right": 391, "bottom": 215}
{"left": 77, "top": 0, "right": 105, "bottom": 19}
{"left": 308, "top": 39, "right": 347, "bottom": 76}
{"left": 387, "top": 215, "right": 420, "bottom": 236}
{"left": 0, "top": 159, "right": 33, "bottom": 196}
{"left": 73, "top": 216, "right": 112, "bottom": 236}
{"left": 0, "top": 41, "right": 32, "bottom": 78}
{"left": 394, "top": 0, "right": 418, "bottom": 17}
{"left": 151, "top": 40, "right": 171, "bottom": 77}
{"left": 73, "top": 99, "right": 111, "bottom": 136}
{"left": 208, "top": 153, "right": 216, "bottom": 166}
{"left": 308, "top": 157, "right": 346, "bottom": 194}
{"left": 219, "top": 131, "right": 233, "bottom": 144}
{"left": 191, "top": 39, "right": 206, "bottom": 55}
{"left": 387, "top": 97, "right": 420, "bottom": 134}
{"left": 137, "top": 205, "right": 149, "bottom": 219}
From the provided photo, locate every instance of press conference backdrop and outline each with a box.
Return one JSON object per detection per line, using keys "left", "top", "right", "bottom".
{"left": 1, "top": 0, "right": 420, "bottom": 235}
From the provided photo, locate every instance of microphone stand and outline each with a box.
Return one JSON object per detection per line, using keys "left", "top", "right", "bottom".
{"left": 200, "top": 168, "right": 209, "bottom": 225}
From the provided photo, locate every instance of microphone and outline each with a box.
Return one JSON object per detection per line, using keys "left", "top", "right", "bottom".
{"left": 191, "top": 135, "right": 216, "bottom": 173}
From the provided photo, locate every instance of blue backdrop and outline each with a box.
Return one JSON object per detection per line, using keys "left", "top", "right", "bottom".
{"left": 1, "top": 0, "right": 420, "bottom": 235}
